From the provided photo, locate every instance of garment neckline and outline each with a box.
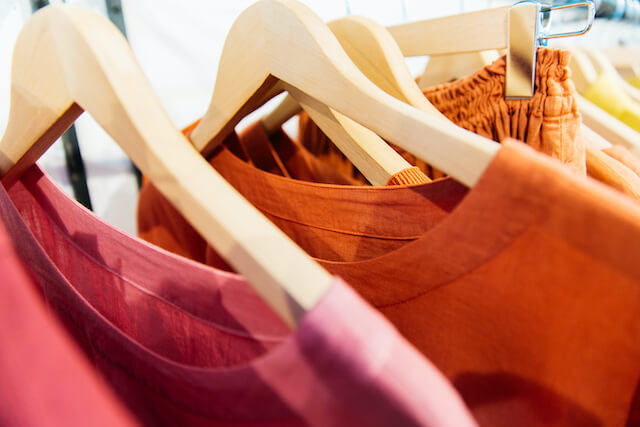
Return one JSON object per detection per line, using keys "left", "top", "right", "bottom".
{"left": 209, "top": 124, "right": 551, "bottom": 306}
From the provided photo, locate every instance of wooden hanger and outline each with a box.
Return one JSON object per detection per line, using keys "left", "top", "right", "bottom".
{"left": 568, "top": 49, "right": 598, "bottom": 93}
{"left": 263, "top": 14, "right": 445, "bottom": 132}
{"left": 263, "top": 3, "right": 550, "bottom": 130}
{"left": 601, "top": 46, "right": 640, "bottom": 79}
{"left": 0, "top": 4, "right": 334, "bottom": 328}
{"left": 576, "top": 93, "right": 640, "bottom": 157}
{"left": 191, "top": 0, "right": 499, "bottom": 188}
{"left": 568, "top": 50, "right": 640, "bottom": 155}
{"left": 389, "top": 2, "right": 594, "bottom": 99}
{"left": 275, "top": 84, "right": 414, "bottom": 185}
{"left": 262, "top": 18, "right": 420, "bottom": 186}
{"left": 261, "top": 15, "right": 453, "bottom": 184}
{"left": 581, "top": 48, "right": 640, "bottom": 104}
{"left": 417, "top": 50, "right": 500, "bottom": 89}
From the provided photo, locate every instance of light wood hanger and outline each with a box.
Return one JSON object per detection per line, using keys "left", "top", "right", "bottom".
{"left": 601, "top": 46, "right": 640, "bottom": 79}
{"left": 262, "top": 14, "right": 453, "bottom": 185}
{"left": 389, "top": 2, "right": 595, "bottom": 99}
{"left": 263, "top": 3, "right": 551, "bottom": 129}
{"left": 581, "top": 48, "right": 640, "bottom": 104}
{"left": 576, "top": 93, "right": 640, "bottom": 157}
{"left": 568, "top": 50, "right": 640, "bottom": 155}
{"left": 262, "top": 18, "right": 420, "bottom": 186}
{"left": 0, "top": 4, "right": 333, "bottom": 328}
{"left": 582, "top": 124, "right": 611, "bottom": 150}
{"left": 191, "top": 0, "right": 499, "bottom": 188}
{"left": 417, "top": 50, "right": 500, "bottom": 90}
{"left": 388, "top": 6, "right": 512, "bottom": 57}
{"left": 568, "top": 49, "right": 598, "bottom": 93}
{"left": 280, "top": 85, "right": 413, "bottom": 185}
{"left": 263, "top": 15, "right": 445, "bottom": 133}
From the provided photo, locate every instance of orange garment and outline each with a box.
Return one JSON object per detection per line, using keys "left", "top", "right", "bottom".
{"left": 237, "top": 121, "right": 429, "bottom": 185}
{"left": 586, "top": 144, "right": 640, "bottom": 200}
{"left": 299, "top": 48, "right": 585, "bottom": 181}
{"left": 603, "top": 145, "right": 640, "bottom": 178}
{"left": 138, "top": 122, "right": 640, "bottom": 426}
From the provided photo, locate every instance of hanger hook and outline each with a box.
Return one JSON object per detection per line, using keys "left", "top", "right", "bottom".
{"left": 538, "top": 1, "right": 596, "bottom": 40}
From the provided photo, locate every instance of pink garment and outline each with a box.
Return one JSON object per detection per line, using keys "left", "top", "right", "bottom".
{"left": 0, "top": 219, "right": 137, "bottom": 427}
{"left": 0, "top": 165, "right": 477, "bottom": 427}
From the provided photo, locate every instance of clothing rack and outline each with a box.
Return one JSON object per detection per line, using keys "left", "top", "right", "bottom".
{"left": 595, "top": 0, "right": 640, "bottom": 22}
{"left": 105, "top": 0, "right": 143, "bottom": 189}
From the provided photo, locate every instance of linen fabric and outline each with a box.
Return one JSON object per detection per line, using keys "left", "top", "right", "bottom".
{"left": 298, "top": 48, "right": 586, "bottom": 180}
{"left": 0, "top": 220, "right": 138, "bottom": 427}
{"left": 586, "top": 144, "right": 640, "bottom": 199}
{"left": 237, "top": 120, "right": 429, "bottom": 185}
{"left": 138, "top": 123, "right": 640, "bottom": 426}
{"left": 603, "top": 144, "right": 640, "bottom": 178}
{"left": 0, "top": 165, "right": 476, "bottom": 427}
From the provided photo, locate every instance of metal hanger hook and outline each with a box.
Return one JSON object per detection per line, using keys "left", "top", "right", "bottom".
{"left": 538, "top": 1, "right": 596, "bottom": 40}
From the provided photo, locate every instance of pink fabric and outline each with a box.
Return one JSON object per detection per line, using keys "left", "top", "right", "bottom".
{"left": 0, "top": 220, "right": 137, "bottom": 427}
{"left": 0, "top": 166, "right": 476, "bottom": 427}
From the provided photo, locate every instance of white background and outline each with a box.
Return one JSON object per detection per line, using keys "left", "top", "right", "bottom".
{"left": 1, "top": 0, "right": 638, "bottom": 235}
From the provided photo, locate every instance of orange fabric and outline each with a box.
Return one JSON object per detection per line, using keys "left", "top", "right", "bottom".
{"left": 299, "top": 48, "right": 586, "bottom": 180}
{"left": 233, "top": 121, "right": 362, "bottom": 185}
{"left": 296, "top": 112, "right": 431, "bottom": 185}
{"left": 298, "top": 105, "right": 437, "bottom": 184}
{"left": 137, "top": 123, "right": 363, "bottom": 265}
{"left": 386, "top": 166, "right": 431, "bottom": 186}
{"left": 586, "top": 145, "right": 640, "bottom": 200}
{"left": 138, "top": 121, "right": 640, "bottom": 425}
{"left": 603, "top": 145, "right": 640, "bottom": 178}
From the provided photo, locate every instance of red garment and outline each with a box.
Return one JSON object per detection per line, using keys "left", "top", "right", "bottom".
{"left": 0, "top": 165, "right": 476, "bottom": 427}
{"left": 0, "top": 219, "right": 137, "bottom": 427}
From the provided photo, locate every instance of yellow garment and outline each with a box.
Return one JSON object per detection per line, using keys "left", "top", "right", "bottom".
{"left": 583, "top": 71, "right": 640, "bottom": 132}
{"left": 626, "top": 75, "right": 640, "bottom": 90}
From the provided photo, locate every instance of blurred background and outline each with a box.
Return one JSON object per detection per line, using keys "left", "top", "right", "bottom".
{"left": 1, "top": 0, "right": 638, "bottom": 234}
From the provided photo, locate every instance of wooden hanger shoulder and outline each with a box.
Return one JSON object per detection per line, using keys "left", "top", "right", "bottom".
{"left": 0, "top": 4, "right": 332, "bottom": 327}
{"left": 388, "top": 6, "right": 510, "bottom": 57}
{"left": 418, "top": 51, "right": 499, "bottom": 89}
{"left": 192, "top": 0, "right": 499, "bottom": 188}
{"left": 327, "top": 16, "right": 441, "bottom": 116}
{"left": 577, "top": 93, "right": 640, "bottom": 157}
{"left": 601, "top": 46, "right": 640, "bottom": 79}
{"left": 583, "top": 49, "right": 640, "bottom": 105}
{"left": 262, "top": 14, "right": 447, "bottom": 125}
{"left": 286, "top": 85, "right": 412, "bottom": 185}
{"left": 569, "top": 49, "right": 598, "bottom": 94}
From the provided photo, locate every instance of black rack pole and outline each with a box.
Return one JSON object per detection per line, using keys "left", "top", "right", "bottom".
{"left": 30, "top": 0, "right": 93, "bottom": 211}
{"left": 105, "top": 0, "right": 143, "bottom": 189}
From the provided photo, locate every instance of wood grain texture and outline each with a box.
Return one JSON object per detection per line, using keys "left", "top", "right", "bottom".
{"left": 193, "top": 0, "right": 499, "bottom": 188}
{"left": 388, "top": 6, "right": 510, "bottom": 56}
{"left": 0, "top": 4, "right": 333, "bottom": 327}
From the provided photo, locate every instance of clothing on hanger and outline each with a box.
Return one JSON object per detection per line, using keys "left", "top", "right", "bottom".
{"left": 138, "top": 122, "right": 640, "bottom": 426}
{"left": 298, "top": 47, "right": 640, "bottom": 201}
{"left": 5, "top": 2, "right": 638, "bottom": 426}
{"left": 603, "top": 144, "right": 640, "bottom": 177}
{"left": 298, "top": 48, "right": 586, "bottom": 182}
{"left": 586, "top": 141, "right": 640, "bottom": 199}
{"left": 0, "top": 220, "right": 138, "bottom": 427}
{"left": 232, "top": 121, "right": 428, "bottom": 186}
{"left": 582, "top": 70, "right": 640, "bottom": 133}
{"left": 0, "top": 164, "right": 476, "bottom": 426}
